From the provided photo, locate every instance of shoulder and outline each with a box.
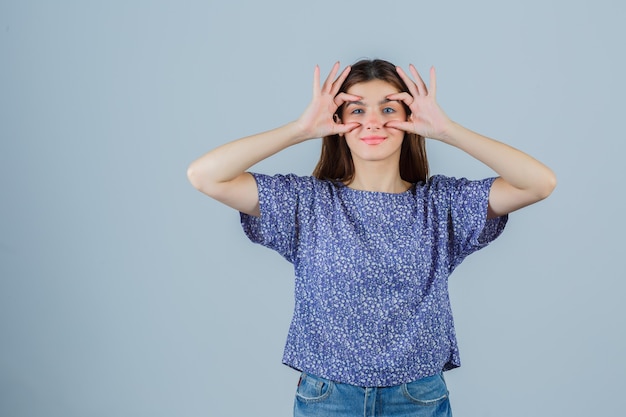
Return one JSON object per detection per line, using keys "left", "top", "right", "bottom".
{"left": 249, "top": 172, "right": 339, "bottom": 196}
{"left": 425, "top": 174, "right": 471, "bottom": 188}
{"left": 423, "top": 175, "right": 496, "bottom": 193}
{"left": 417, "top": 175, "right": 497, "bottom": 211}
{"left": 416, "top": 175, "right": 460, "bottom": 197}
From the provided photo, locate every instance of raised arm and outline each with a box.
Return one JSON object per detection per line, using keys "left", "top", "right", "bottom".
{"left": 387, "top": 65, "right": 557, "bottom": 218}
{"left": 187, "top": 62, "right": 360, "bottom": 216}
{"left": 434, "top": 123, "right": 557, "bottom": 218}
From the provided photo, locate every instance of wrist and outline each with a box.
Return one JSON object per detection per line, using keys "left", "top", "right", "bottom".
{"left": 433, "top": 120, "right": 463, "bottom": 145}
{"left": 289, "top": 119, "right": 318, "bottom": 144}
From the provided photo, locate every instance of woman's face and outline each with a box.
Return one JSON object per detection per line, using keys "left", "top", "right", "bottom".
{"left": 341, "top": 79, "right": 408, "bottom": 164}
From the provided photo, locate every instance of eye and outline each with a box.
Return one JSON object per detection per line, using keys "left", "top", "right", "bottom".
{"left": 350, "top": 108, "right": 364, "bottom": 115}
{"left": 382, "top": 107, "right": 396, "bottom": 114}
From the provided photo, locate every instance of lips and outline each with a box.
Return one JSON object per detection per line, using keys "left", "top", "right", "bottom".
{"left": 361, "top": 136, "right": 386, "bottom": 145}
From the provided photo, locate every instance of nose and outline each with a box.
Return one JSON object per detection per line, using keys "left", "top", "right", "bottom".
{"left": 364, "top": 111, "right": 383, "bottom": 130}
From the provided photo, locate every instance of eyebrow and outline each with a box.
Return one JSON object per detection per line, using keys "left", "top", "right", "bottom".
{"left": 345, "top": 98, "right": 400, "bottom": 107}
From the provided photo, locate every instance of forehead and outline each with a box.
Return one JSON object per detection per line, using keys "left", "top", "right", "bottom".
{"left": 345, "top": 79, "right": 400, "bottom": 98}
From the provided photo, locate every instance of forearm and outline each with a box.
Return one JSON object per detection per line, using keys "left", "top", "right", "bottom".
{"left": 187, "top": 121, "right": 308, "bottom": 190}
{"left": 440, "top": 122, "right": 557, "bottom": 198}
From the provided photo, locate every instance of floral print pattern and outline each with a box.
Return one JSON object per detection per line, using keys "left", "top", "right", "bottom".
{"left": 240, "top": 173, "right": 507, "bottom": 387}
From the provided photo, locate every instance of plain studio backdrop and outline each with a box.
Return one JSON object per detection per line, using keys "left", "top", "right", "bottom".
{"left": 1, "top": 1, "right": 624, "bottom": 416}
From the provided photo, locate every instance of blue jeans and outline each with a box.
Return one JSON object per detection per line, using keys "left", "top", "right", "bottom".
{"left": 294, "top": 372, "right": 452, "bottom": 416}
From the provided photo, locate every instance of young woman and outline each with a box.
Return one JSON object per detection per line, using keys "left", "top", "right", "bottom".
{"left": 187, "top": 59, "right": 556, "bottom": 417}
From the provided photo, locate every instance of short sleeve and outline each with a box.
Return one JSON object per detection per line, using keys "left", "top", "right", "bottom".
{"left": 239, "top": 173, "right": 304, "bottom": 263}
{"left": 442, "top": 176, "right": 508, "bottom": 267}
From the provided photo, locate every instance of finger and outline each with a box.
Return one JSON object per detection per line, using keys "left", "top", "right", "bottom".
{"left": 334, "top": 92, "right": 361, "bottom": 107}
{"left": 312, "top": 65, "right": 321, "bottom": 96}
{"left": 330, "top": 65, "right": 351, "bottom": 96}
{"left": 429, "top": 66, "right": 437, "bottom": 98}
{"left": 386, "top": 92, "right": 414, "bottom": 106}
{"left": 336, "top": 122, "right": 361, "bottom": 134}
{"left": 396, "top": 66, "right": 420, "bottom": 98}
{"left": 409, "top": 64, "right": 428, "bottom": 96}
{"left": 321, "top": 61, "right": 341, "bottom": 94}
{"left": 385, "top": 120, "right": 414, "bottom": 133}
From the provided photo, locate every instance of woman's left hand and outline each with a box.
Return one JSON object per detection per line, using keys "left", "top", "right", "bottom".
{"left": 385, "top": 65, "right": 453, "bottom": 142}
{"left": 388, "top": 65, "right": 557, "bottom": 218}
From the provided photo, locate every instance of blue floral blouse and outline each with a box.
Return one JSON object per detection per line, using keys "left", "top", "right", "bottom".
{"left": 240, "top": 173, "right": 507, "bottom": 387}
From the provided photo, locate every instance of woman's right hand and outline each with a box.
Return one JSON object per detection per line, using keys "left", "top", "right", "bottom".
{"left": 188, "top": 62, "right": 361, "bottom": 216}
{"left": 295, "top": 62, "right": 361, "bottom": 140}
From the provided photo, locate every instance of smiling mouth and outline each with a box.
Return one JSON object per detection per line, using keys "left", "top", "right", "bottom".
{"left": 361, "top": 136, "right": 386, "bottom": 145}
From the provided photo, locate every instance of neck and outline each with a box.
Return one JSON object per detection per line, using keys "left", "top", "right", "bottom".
{"left": 346, "top": 159, "right": 411, "bottom": 193}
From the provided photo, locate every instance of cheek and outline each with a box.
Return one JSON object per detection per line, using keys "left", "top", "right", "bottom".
{"left": 344, "top": 129, "right": 359, "bottom": 141}
{"left": 343, "top": 130, "right": 362, "bottom": 148}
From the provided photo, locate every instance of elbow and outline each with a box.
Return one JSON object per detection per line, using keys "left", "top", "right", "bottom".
{"left": 536, "top": 169, "right": 558, "bottom": 201}
{"left": 186, "top": 161, "right": 210, "bottom": 193}
{"left": 187, "top": 160, "right": 224, "bottom": 198}
{"left": 186, "top": 162, "right": 201, "bottom": 190}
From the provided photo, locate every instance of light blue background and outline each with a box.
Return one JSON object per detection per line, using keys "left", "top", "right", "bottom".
{"left": 1, "top": 1, "right": 624, "bottom": 416}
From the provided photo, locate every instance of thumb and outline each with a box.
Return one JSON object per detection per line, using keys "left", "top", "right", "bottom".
{"left": 336, "top": 122, "right": 360, "bottom": 135}
{"left": 385, "top": 120, "right": 413, "bottom": 133}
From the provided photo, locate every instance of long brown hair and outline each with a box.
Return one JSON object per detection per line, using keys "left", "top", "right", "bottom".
{"left": 312, "top": 59, "right": 429, "bottom": 184}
